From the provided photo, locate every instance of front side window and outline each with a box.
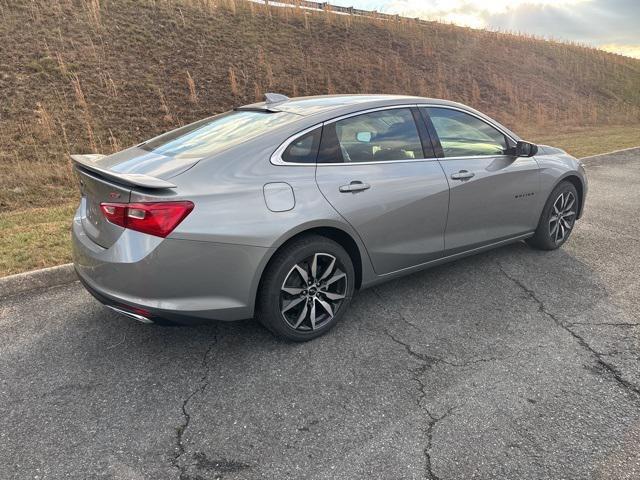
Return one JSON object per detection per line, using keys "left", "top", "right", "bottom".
{"left": 141, "top": 110, "right": 298, "bottom": 159}
{"left": 425, "top": 108, "right": 508, "bottom": 158}
{"left": 281, "top": 128, "right": 321, "bottom": 163}
{"left": 318, "top": 108, "right": 424, "bottom": 163}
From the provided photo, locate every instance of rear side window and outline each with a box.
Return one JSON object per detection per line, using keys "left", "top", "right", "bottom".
{"left": 318, "top": 108, "right": 424, "bottom": 163}
{"left": 281, "top": 128, "right": 321, "bottom": 163}
{"left": 425, "top": 107, "right": 508, "bottom": 157}
{"left": 141, "top": 110, "right": 297, "bottom": 159}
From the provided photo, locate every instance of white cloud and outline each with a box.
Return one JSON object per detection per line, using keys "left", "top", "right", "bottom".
{"left": 329, "top": 0, "right": 640, "bottom": 59}
{"left": 600, "top": 43, "right": 640, "bottom": 59}
{"left": 380, "top": 0, "right": 590, "bottom": 27}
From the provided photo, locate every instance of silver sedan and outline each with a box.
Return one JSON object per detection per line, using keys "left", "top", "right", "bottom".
{"left": 71, "top": 94, "right": 587, "bottom": 340}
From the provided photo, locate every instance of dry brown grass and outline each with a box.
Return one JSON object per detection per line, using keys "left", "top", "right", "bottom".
{"left": 1, "top": 0, "right": 639, "bottom": 215}
{"left": 228, "top": 67, "right": 239, "bottom": 96}
{"left": 185, "top": 70, "right": 198, "bottom": 104}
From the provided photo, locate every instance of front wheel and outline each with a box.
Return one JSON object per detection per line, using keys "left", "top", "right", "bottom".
{"left": 526, "top": 181, "right": 579, "bottom": 250}
{"left": 256, "top": 235, "right": 355, "bottom": 341}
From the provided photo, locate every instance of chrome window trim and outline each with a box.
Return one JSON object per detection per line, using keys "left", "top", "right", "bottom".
{"left": 417, "top": 104, "right": 517, "bottom": 145}
{"left": 316, "top": 157, "right": 440, "bottom": 166}
{"left": 269, "top": 103, "right": 518, "bottom": 166}
{"left": 322, "top": 104, "right": 421, "bottom": 125}
{"left": 270, "top": 125, "right": 321, "bottom": 166}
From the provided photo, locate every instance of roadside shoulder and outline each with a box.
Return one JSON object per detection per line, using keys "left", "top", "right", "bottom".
{"left": 0, "top": 264, "right": 76, "bottom": 298}
{"left": 580, "top": 146, "right": 640, "bottom": 165}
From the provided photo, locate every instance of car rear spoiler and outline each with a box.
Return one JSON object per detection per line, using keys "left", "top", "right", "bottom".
{"left": 70, "top": 154, "right": 177, "bottom": 189}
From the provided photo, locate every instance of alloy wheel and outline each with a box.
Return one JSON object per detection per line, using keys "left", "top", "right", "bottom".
{"left": 280, "top": 253, "right": 348, "bottom": 332}
{"left": 549, "top": 191, "right": 576, "bottom": 244}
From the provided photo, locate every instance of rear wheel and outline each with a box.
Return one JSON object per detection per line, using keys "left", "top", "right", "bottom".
{"left": 526, "top": 181, "right": 578, "bottom": 250}
{"left": 256, "top": 235, "right": 355, "bottom": 341}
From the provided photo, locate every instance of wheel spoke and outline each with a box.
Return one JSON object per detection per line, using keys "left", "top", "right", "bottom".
{"left": 325, "top": 272, "right": 346, "bottom": 287}
{"left": 311, "top": 254, "right": 318, "bottom": 280}
{"left": 316, "top": 298, "right": 334, "bottom": 318}
{"left": 564, "top": 196, "right": 575, "bottom": 212}
{"left": 293, "top": 303, "right": 308, "bottom": 329}
{"left": 281, "top": 286, "right": 304, "bottom": 296}
{"left": 310, "top": 300, "right": 317, "bottom": 330}
{"left": 321, "top": 291, "right": 346, "bottom": 301}
{"left": 554, "top": 194, "right": 564, "bottom": 213}
{"left": 282, "top": 296, "right": 305, "bottom": 314}
{"left": 319, "top": 256, "right": 336, "bottom": 281}
{"left": 563, "top": 210, "right": 576, "bottom": 218}
{"left": 293, "top": 264, "right": 308, "bottom": 284}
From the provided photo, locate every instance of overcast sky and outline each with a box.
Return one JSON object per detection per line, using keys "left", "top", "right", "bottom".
{"left": 328, "top": 0, "right": 640, "bottom": 58}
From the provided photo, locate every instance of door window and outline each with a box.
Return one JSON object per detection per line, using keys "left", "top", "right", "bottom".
{"left": 425, "top": 108, "right": 508, "bottom": 158}
{"left": 318, "top": 108, "right": 424, "bottom": 163}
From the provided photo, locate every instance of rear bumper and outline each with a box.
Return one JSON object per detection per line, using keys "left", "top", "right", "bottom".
{"left": 72, "top": 207, "right": 272, "bottom": 322}
{"left": 77, "top": 272, "right": 184, "bottom": 325}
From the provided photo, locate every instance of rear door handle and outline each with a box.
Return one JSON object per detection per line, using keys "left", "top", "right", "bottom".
{"left": 339, "top": 181, "right": 371, "bottom": 193}
{"left": 450, "top": 170, "right": 475, "bottom": 180}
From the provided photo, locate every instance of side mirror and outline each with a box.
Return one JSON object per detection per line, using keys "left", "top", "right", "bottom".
{"left": 516, "top": 141, "right": 538, "bottom": 157}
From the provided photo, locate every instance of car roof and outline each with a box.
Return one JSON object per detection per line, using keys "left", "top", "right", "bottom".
{"left": 237, "top": 94, "right": 521, "bottom": 143}
{"left": 240, "top": 94, "right": 459, "bottom": 117}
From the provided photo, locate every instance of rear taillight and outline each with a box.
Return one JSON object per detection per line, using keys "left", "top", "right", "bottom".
{"left": 100, "top": 201, "right": 194, "bottom": 238}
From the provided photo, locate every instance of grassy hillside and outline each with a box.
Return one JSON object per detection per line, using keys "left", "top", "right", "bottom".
{"left": 2, "top": 0, "right": 640, "bottom": 213}
{"left": 1, "top": 0, "right": 639, "bottom": 275}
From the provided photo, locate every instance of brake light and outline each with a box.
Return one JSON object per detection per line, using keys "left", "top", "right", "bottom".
{"left": 100, "top": 201, "right": 194, "bottom": 238}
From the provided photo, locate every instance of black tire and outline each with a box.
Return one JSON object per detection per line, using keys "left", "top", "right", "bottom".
{"left": 256, "top": 235, "right": 355, "bottom": 341}
{"left": 526, "top": 181, "right": 579, "bottom": 250}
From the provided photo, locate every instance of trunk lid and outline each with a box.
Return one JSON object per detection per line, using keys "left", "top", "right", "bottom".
{"left": 76, "top": 168, "right": 132, "bottom": 248}
{"left": 72, "top": 147, "right": 195, "bottom": 248}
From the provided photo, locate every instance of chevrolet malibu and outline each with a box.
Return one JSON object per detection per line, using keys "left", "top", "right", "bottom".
{"left": 72, "top": 94, "right": 587, "bottom": 341}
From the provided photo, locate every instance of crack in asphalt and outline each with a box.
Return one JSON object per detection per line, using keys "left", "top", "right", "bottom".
{"left": 372, "top": 288, "right": 512, "bottom": 369}
{"left": 384, "top": 328, "right": 441, "bottom": 373}
{"left": 372, "top": 288, "right": 496, "bottom": 480}
{"left": 569, "top": 322, "right": 640, "bottom": 327}
{"left": 371, "top": 288, "right": 446, "bottom": 480}
{"left": 171, "top": 335, "right": 218, "bottom": 480}
{"left": 383, "top": 328, "right": 509, "bottom": 369}
{"left": 382, "top": 327, "right": 453, "bottom": 480}
{"left": 423, "top": 406, "right": 457, "bottom": 480}
{"left": 495, "top": 261, "right": 640, "bottom": 399}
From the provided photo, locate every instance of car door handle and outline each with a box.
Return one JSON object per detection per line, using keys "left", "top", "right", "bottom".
{"left": 339, "top": 181, "right": 371, "bottom": 193}
{"left": 450, "top": 170, "right": 475, "bottom": 180}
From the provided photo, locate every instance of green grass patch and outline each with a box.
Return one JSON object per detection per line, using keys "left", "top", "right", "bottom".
{"left": 525, "top": 124, "right": 640, "bottom": 158}
{"left": 0, "top": 203, "right": 76, "bottom": 277}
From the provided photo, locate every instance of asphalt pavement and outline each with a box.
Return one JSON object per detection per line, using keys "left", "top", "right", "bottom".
{"left": 1, "top": 149, "right": 639, "bottom": 480}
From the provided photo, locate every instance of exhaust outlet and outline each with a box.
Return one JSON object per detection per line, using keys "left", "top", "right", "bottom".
{"left": 105, "top": 305, "right": 154, "bottom": 324}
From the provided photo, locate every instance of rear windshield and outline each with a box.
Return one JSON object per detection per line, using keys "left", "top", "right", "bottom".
{"left": 140, "top": 110, "right": 296, "bottom": 159}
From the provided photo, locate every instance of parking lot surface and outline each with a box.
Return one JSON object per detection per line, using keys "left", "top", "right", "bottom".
{"left": 1, "top": 149, "right": 639, "bottom": 480}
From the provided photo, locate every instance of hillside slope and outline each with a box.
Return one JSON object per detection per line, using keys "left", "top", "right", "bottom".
{"left": 2, "top": 0, "right": 640, "bottom": 212}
